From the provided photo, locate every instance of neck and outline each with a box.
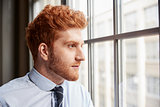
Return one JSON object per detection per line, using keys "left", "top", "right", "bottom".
{"left": 34, "top": 62, "right": 65, "bottom": 85}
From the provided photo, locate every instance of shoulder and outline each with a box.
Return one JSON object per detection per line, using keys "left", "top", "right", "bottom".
{"left": 0, "top": 74, "right": 33, "bottom": 97}
{"left": 64, "top": 81, "right": 94, "bottom": 107}
{"left": 64, "top": 80, "right": 90, "bottom": 98}
{"left": 65, "top": 80, "right": 87, "bottom": 91}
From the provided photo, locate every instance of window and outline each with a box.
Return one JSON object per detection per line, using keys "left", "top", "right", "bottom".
{"left": 95, "top": 21, "right": 107, "bottom": 37}
{"left": 144, "top": 5, "right": 159, "bottom": 29}
{"left": 94, "top": 42, "right": 114, "bottom": 107}
{"left": 126, "top": 74, "right": 137, "bottom": 91}
{"left": 127, "top": 103, "right": 137, "bottom": 107}
{"left": 121, "top": 0, "right": 159, "bottom": 33}
{"left": 125, "top": 40, "right": 137, "bottom": 61}
{"left": 145, "top": 38, "right": 159, "bottom": 62}
{"left": 123, "top": 0, "right": 134, "bottom": 3}
{"left": 124, "top": 12, "right": 137, "bottom": 32}
{"left": 120, "top": 36, "right": 159, "bottom": 107}
{"left": 147, "top": 76, "right": 159, "bottom": 96}
{"left": 94, "top": 0, "right": 113, "bottom": 38}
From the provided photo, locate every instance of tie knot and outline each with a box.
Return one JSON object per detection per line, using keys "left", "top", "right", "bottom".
{"left": 53, "top": 86, "right": 63, "bottom": 93}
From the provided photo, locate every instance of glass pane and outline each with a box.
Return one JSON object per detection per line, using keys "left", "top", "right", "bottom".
{"left": 94, "top": 41, "right": 114, "bottom": 107}
{"left": 79, "top": 44, "right": 88, "bottom": 90}
{"left": 94, "top": 0, "right": 113, "bottom": 38}
{"left": 120, "top": 35, "right": 159, "bottom": 107}
{"left": 69, "top": 0, "right": 88, "bottom": 40}
{"left": 33, "top": 0, "right": 61, "bottom": 18}
{"left": 121, "top": 0, "right": 158, "bottom": 33}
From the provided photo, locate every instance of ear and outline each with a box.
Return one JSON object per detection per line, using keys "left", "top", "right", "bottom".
{"left": 38, "top": 43, "right": 49, "bottom": 61}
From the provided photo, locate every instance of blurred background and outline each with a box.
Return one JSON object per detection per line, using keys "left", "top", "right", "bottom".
{"left": 0, "top": 0, "right": 159, "bottom": 107}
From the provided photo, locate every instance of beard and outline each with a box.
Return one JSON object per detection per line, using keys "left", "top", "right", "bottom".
{"left": 48, "top": 49, "right": 79, "bottom": 81}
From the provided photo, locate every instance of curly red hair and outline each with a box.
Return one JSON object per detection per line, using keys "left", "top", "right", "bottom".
{"left": 26, "top": 5, "right": 87, "bottom": 61}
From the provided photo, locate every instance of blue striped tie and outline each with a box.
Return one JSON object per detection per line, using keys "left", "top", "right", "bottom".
{"left": 52, "top": 86, "right": 63, "bottom": 107}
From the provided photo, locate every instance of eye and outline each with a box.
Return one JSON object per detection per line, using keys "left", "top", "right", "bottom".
{"left": 68, "top": 44, "right": 76, "bottom": 48}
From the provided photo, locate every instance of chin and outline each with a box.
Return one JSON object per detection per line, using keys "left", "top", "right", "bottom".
{"left": 64, "top": 74, "right": 79, "bottom": 81}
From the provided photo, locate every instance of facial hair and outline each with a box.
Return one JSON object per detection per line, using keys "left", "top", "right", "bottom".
{"left": 48, "top": 49, "right": 79, "bottom": 81}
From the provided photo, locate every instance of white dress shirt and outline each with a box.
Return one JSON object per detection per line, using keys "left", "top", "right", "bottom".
{"left": 0, "top": 68, "right": 94, "bottom": 107}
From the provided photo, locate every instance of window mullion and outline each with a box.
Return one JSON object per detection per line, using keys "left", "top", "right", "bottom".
{"left": 158, "top": 0, "right": 160, "bottom": 72}
{"left": 113, "top": 0, "right": 120, "bottom": 107}
{"left": 87, "top": 0, "right": 95, "bottom": 105}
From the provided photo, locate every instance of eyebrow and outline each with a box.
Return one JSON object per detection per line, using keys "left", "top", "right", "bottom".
{"left": 64, "top": 41, "right": 84, "bottom": 45}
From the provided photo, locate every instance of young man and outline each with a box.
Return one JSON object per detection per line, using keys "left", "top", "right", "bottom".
{"left": 0, "top": 5, "right": 93, "bottom": 107}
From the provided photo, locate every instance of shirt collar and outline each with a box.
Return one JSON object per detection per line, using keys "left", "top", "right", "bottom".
{"left": 28, "top": 68, "right": 66, "bottom": 91}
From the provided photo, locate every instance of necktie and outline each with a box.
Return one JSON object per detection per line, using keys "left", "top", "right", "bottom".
{"left": 52, "top": 86, "right": 63, "bottom": 107}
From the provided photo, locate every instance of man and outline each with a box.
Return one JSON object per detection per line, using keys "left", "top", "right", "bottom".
{"left": 0, "top": 5, "right": 93, "bottom": 107}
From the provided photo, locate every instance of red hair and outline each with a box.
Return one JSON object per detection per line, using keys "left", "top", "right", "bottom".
{"left": 26, "top": 5, "right": 87, "bottom": 61}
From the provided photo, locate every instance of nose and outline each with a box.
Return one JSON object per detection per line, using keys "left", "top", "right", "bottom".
{"left": 75, "top": 47, "right": 85, "bottom": 61}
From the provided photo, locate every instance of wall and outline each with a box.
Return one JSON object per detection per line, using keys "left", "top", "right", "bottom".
{"left": 0, "top": 0, "right": 29, "bottom": 85}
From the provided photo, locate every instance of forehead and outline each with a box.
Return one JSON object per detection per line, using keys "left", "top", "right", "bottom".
{"left": 55, "top": 28, "right": 84, "bottom": 43}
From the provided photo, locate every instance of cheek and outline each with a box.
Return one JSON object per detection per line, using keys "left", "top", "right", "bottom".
{"left": 55, "top": 49, "right": 76, "bottom": 61}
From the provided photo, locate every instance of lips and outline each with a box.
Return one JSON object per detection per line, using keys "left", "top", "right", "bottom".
{"left": 71, "top": 64, "right": 80, "bottom": 71}
{"left": 72, "top": 65, "right": 79, "bottom": 68}
{"left": 72, "top": 62, "right": 80, "bottom": 67}
{"left": 72, "top": 65, "right": 80, "bottom": 67}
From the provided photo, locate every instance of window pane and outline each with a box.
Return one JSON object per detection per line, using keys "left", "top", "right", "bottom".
{"left": 121, "top": 0, "right": 158, "bottom": 33}
{"left": 144, "top": 5, "right": 159, "bottom": 29}
{"left": 33, "top": 0, "right": 61, "bottom": 18}
{"left": 79, "top": 44, "right": 88, "bottom": 90}
{"left": 94, "top": 0, "right": 113, "bottom": 38}
{"left": 94, "top": 41, "right": 114, "bottom": 107}
{"left": 70, "top": 0, "right": 87, "bottom": 15}
{"left": 120, "top": 36, "right": 159, "bottom": 107}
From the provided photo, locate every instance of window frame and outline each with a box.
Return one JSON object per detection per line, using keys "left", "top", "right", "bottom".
{"left": 85, "top": 0, "right": 160, "bottom": 107}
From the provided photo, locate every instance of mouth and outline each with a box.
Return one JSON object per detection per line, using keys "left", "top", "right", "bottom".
{"left": 71, "top": 64, "right": 80, "bottom": 71}
{"left": 72, "top": 65, "right": 80, "bottom": 68}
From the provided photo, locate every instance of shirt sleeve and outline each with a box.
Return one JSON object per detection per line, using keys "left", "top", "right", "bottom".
{"left": 0, "top": 97, "right": 9, "bottom": 107}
